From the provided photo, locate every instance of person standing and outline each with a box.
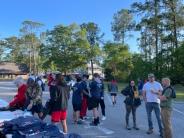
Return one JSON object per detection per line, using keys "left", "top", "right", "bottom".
{"left": 160, "top": 78, "right": 174, "bottom": 138}
{"left": 99, "top": 78, "right": 106, "bottom": 121}
{"left": 90, "top": 73, "right": 103, "bottom": 126}
{"left": 143, "top": 73, "right": 163, "bottom": 137}
{"left": 80, "top": 74, "right": 90, "bottom": 120}
{"left": 121, "top": 80, "right": 141, "bottom": 130}
{"left": 50, "top": 73, "right": 70, "bottom": 133}
{"left": 72, "top": 76, "right": 83, "bottom": 124}
{"left": 109, "top": 79, "right": 118, "bottom": 106}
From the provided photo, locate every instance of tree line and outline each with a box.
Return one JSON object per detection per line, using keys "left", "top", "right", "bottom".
{"left": 0, "top": 0, "right": 184, "bottom": 84}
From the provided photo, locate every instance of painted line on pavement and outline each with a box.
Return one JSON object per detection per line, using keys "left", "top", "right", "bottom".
{"left": 0, "top": 92, "right": 50, "bottom": 96}
{"left": 97, "top": 126, "right": 114, "bottom": 135}
{"left": 173, "top": 108, "right": 184, "bottom": 116}
{"left": 0, "top": 87, "right": 16, "bottom": 90}
{"left": 83, "top": 120, "right": 114, "bottom": 135}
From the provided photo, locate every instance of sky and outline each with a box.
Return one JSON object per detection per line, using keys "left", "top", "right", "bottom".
{"left": 0, "top": 0, "right": 141, "bottom": 52}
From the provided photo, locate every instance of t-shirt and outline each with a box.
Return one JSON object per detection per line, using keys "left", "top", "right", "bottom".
{"left": 143, "top": 81, "right": 163, "bottom": 103}
{"left": 72, "top": 82, "right": 83, "bottom": 104}
{"left": 160, "top": 87, "right": 172, "bottom": 109}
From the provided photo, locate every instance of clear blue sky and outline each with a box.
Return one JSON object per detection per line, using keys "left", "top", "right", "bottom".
{"left": 0, "top": 0, "right": 141, "bottom": 52}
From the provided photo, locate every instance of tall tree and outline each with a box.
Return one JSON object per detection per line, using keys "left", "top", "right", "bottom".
{"left": 103, "top": 42, "right": 132, "bottom": 81}
{"left": 20, "top": 20, "right": 44, "bottom": 74}
{"left": 80, "top": 22, "right": 103, "bottom": 76}
{"left": 43, "top": 23, "right": 91, "bottom": 73}
{"left": 111, "top": 9, "right": 135, "bottom": 44}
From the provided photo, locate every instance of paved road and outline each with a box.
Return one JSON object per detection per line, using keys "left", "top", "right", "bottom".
{"left": 0, "top": 81, "right": 184, "bottom": 138}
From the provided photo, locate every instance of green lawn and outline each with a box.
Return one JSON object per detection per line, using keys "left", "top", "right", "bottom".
{"left": 104, "top": 82, "right": 184, "bottom": 101}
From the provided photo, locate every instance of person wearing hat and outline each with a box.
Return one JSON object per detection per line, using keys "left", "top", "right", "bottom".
{"left": 89, "top": 73, "right": 103, "bottom": 126}
{"left": 143, "top": 73, "right": 163, "bottom": 137}
{"left": 72, "top": 75, "right": 84, "bottom": 124}
{"left": 25, "top": 77, "right": 43, "bottom": 119}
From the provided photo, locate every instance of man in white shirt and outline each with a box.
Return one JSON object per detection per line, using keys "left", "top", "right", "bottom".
{"left": 143, "top": 74, "right": 163, "bottom": 137}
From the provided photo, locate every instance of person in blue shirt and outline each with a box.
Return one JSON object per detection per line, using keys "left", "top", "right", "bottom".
{"left": 138, "top": 79, "right": 143, "bottom": 94}
{"left": 89, "top": 73, "right": 103, "bottom": 126}
{"left": 72, "top": 76, "right": 83, "bottom": 124}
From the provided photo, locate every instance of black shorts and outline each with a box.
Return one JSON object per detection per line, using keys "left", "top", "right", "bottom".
{"left": 110, "top": 93, "right": 117, "bottom": 96}
{"left": 73, "top": 103, "right": 82, "bottom": 112}
{"left": 87, "top": 97, "right": 100, "bottom": 110}
{"left": 30, "top": 103, "right": 43, "bottom": 114}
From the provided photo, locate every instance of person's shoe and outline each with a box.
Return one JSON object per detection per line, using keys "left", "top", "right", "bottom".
{"left": 159, "top": 132, "right": 163, "bottom": 138}
{"left": 126, "top": 125, "right": 131, "bottom": 130}
{"left": 146, "top": 129, "right": 153, "bottom": 134}
{"left": 133, "top": 126, "right": 139, "bottom": 130}
{"left": 90, "top": 118, "right": 98, "bottom": 126}
{"left": 77, "top": 120, "right": 83, "bottom": 125}
{"left": 101, "top": 116, "right": 106, "bottom": 121}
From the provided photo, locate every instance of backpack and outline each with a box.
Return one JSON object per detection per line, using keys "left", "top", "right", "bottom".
{"left": 162, "top": 86, "right": 176, "bottom": 99}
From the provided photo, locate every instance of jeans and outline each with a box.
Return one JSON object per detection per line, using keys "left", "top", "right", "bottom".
{"left": 125, "top": 105, "right": 137, "bottom": 126}
{"left": 146, "top": 102, "right": 163, "bottom": 133}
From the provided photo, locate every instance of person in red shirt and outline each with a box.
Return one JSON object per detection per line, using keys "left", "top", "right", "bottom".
{"left": 0, "top": 77, "right": 27, "bottom": 111}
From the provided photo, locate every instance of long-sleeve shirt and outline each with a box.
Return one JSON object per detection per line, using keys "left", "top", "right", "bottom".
{"left": 9, "top": 84, "right": 27, "bottom": 107}
{"left": 26, "top": 84, "right": 42, "bottom": 105}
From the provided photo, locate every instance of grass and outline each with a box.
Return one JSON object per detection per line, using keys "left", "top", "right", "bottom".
{"left": 104, "top": 82, "right": 184, "bottom": 101}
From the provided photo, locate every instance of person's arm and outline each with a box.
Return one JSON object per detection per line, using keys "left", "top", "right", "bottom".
{"left": 121, "top": 86, "right": 129, "bottom": 96}
{"left": 142, "top": 85, "right": 147, "bottom": 102}
{"left": 159, "top": 88, "right": 172, "bottom": 101}
{"left": 50, "top": 86, "right": 57, "bottom": 102}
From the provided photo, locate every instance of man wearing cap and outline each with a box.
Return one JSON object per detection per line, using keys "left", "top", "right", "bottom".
{"left": 143, "top": 73, "right": 163, "bottom": 137}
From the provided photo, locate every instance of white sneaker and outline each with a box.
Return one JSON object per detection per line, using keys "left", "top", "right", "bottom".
{"left": 101, "top": 116, "right": 106, "bottom": 121}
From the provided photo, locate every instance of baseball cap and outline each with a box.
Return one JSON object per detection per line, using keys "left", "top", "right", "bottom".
{"left": 148, "top": 73, "right": 155, "bottom": 78}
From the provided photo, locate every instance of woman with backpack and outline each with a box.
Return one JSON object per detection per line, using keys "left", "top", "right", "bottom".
{"left": 121, "top": 80, "right": 141, "bottom": 130}
{"left": 50, "top": 73, "right": 70, "bottom": 133}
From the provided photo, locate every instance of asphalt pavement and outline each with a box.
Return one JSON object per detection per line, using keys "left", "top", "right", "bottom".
{"left": 0, "top": 81, "right": 184, "bottom": 138}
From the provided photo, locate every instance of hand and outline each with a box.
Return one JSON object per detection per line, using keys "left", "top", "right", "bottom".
{"left": 5, "top": 105, "right": 10, "bottom": 110}
{"left": 101, "top": 97, "right": 104, "bottom": 100}
{"left": 27, "top": 102, "right": 33, "bottom": 110}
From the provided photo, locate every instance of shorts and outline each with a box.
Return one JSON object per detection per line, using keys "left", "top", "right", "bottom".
{"left": 73, "top": 103, "right": 82, "bottom": 112}
{"left": 51, "top": 110, "right": 67, "bottom": 122}
{"left": 88, "top": 97, "right": 100, "bottom": 110}
{"left": 110, "top": 93, "right": 117, "bottom": 96}
{"left": 30, "top": 103, "right": 43, "bottom": 114}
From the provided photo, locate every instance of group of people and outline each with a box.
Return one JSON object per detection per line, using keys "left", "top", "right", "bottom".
{"left": 120, "top": 73, "right": 174, "bottom": 138}
{"left": 0, "top": 73, "right": 107, "bottom": 133}
{"left": 0, "top": 72, "right": 174, "bottom": 138}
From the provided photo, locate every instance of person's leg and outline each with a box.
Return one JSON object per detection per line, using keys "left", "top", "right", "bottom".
{"left": 112, "top": 95, "right": 115, "bottom": 105}
{"left": 161, "top": 108, "right": 172, "bottom": 138}
{"left": 80, "top": 97, "right": 87, "bottom": 119}
{"left": 125, "top": 104, "right": 132, "bottom": 130}
{"left": 153, "top": 103, "right": 163, "bottom": 136}
{"left": 132, "top": 106, "right": 139, "bottom": 130}
{"left": 100, "top": 99, "right": 105, "bottom": 117}
{"left": 61, "top": 120, "right": 67, "bottom": 133}
{"left": 146, "top": 103, "right": 154, "bottom": 133}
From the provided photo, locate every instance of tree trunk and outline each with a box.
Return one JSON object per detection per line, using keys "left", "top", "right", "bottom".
{"left": 91, "top": 59, "right": 94, "bottom": 76}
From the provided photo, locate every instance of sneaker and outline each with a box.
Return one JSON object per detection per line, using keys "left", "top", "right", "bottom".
{"left": 146, "top": 129, "right": 153, "bottom": 134}
{"left": 77, "top": 120, "right": 83, "bottom": 125}
{"left": 101, "top": 116, "right": 106, "bottom": 121}
{"left": 126, "top": 125, "right": 131, "bottom": 130}
{"left": 133, "top": 126, "right": 139, "bottom": 130}
{"left": 90, "top": 122, "right": 98, "bottom": 126}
